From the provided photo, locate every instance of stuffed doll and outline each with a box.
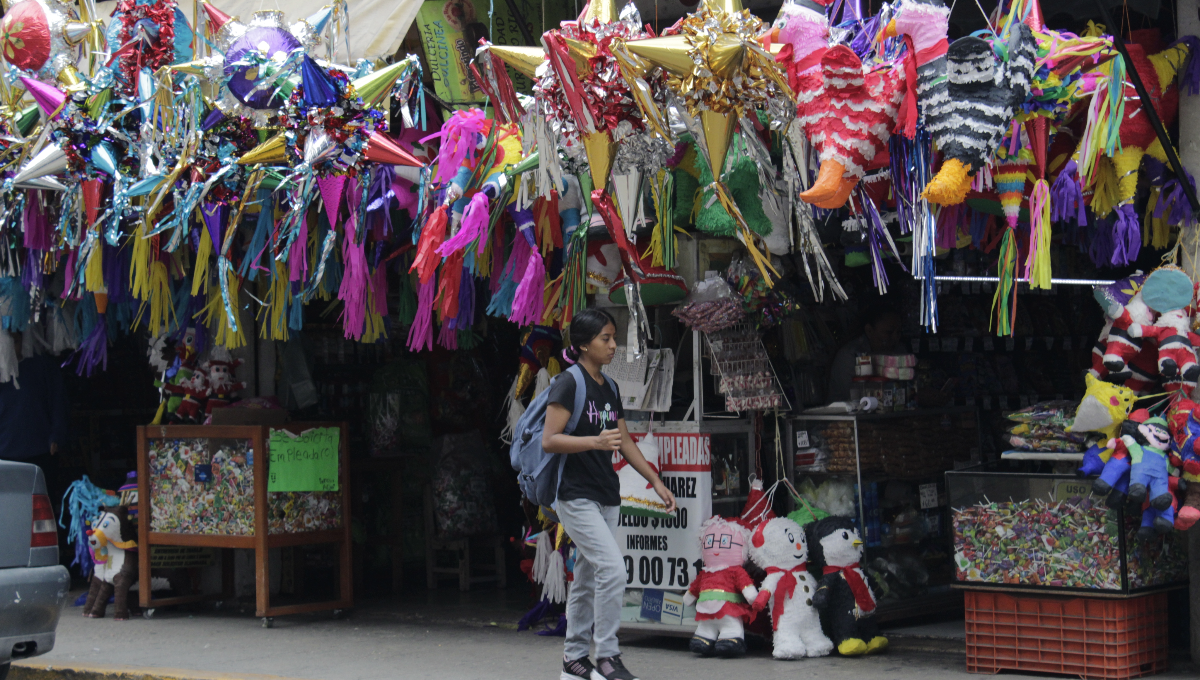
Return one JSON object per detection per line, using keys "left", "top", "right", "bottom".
{"left": 1137, "top": 476, "right": 1184, "bottom": 538}
{"left": 1071, "top": 373, "right": 1137, "bottom": 477}
{"left": 163, "top": 367, "right": 208, "bottom": 423}
{"left": 1129, "top": 268, "right": 1200, "bottom": 391}
{"left": 1170, "top": 403, "right": 1200, "bottom": 529}
{"left": 748, "top": 517, "right": 833, "bottom": 659}
{"left": 203, "top": 348, "right": 246, "bottom": 414}
{"left": 684, "top": 516, "right": 764, "bottom": 658}
{"left": 807, "top": 516, "right": 887, "bottom": 656}
{"left": 1089, "top": 319, "right": 1114, "bottom": 380}
{"left": 1124, "top": 415, "right": 1175, "bottom": 507}
{"left": 794, "top": 45, "right": 903, "bottom": 209}
{"left": 1130, "top": 307, "right": 1200, "bottom": 386}
{"left": 1102, "top": 290, "right": 1157, "bottom": 383}
{"left": 83, "top": 507, "right": 138, "bottom": 620}
{"left": 1091, "top": 409, "right": 1153, "bottom": 507}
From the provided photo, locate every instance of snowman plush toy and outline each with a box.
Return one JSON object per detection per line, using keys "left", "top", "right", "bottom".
{"left": 807, "top": 517, "right": 888, "bottom": 656}
{"left": 749, "top": 517, "right": 834, "bottom": 659}
{"left": 683, "top": 516, "right": 765, "bottom": 658}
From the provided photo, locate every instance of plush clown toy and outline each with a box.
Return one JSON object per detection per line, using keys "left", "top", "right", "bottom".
{"left": 684, "top": 516, "right": 764, "bottom": 658}
{"left": 749, "top": 517, "right": 833, "bottom": 659}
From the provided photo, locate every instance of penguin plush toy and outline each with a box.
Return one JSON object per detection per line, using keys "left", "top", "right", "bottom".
{"left": 807, "top": 517, "right": 888, "bottom": 656}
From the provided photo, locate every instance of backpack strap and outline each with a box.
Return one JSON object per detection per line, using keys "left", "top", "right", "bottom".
{"left": 564, "top": 364, "right": 589, "bottom": 435}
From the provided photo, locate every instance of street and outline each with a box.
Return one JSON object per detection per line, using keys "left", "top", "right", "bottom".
{"left": 13, "top": 594, "right": 1198, "bottom": 680}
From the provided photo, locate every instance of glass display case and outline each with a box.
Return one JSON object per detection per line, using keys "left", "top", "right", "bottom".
{"left": 947, "top": 470, "right": 1189, "bottom": 593}
{"left": 784, "top": 408, "right": 981, "bottom": 619}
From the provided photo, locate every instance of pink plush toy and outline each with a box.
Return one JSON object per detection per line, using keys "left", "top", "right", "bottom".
{"left": 684, "top": 516, "right": 765, "bottom": 658}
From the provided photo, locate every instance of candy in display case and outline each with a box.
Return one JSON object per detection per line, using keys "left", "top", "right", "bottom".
{"left": 947, "top": 471, "right": 1188, "bottom": 593}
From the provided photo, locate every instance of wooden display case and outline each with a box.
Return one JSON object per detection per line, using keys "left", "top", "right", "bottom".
{"left": 136, "top": 423, "right": 352, "bottom": 623}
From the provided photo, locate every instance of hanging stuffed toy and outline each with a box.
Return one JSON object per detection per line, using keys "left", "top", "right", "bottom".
{"left": 1128, "top": 268, "right": 1200, "bottom": 393}
{"left": 202, "top": 347, "right": 245, "bottom": 414}
{"left": 1120, "top": 416, "right": 1176, "bottom": 535}
{"left": 1169, "top": 402, "right": 1200, "bottom": 529}
{"left": 807, "top": 516, "right": 887, "bottom": 656}
{"left": 684, "top": 516, "right": 765, "bottom": 658}
{"left": 1092, "top": 408, "right": 1150, "bottom": 507}
{"left": 1095, "top": 274, "right": 1155, "bottom": 385}
{"left": 1072, "top": 373, "right": 1137, "bottom": 478}
{"left": 82, "top": 507, "right": 138, "bottom": 620}
{"left": 922, "top": 24, "right": 1037, "bottom": 205}
{"left": 794, "top": 46, "right": 903, "bottom": 209}
{"left": 749, "top": 517, "right": 833, "bottom": 659}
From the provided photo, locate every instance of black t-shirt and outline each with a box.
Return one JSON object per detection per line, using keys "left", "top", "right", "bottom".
{"left": 547, "top": 369, "right": 625, "bottom": 506}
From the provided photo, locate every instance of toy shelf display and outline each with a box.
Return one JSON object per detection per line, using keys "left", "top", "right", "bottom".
{"left": 136, "top": 423, "right": 353, "bottom": 622}
{"left": 947, "top": 470, "right": 1189, "bottom": 593}
{"left": 784, "top": 408, "right": 981, "bottom": 620}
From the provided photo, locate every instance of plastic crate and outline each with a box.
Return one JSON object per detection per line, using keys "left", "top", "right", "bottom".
{"left": 965, "top": 590, "right": 1169, "bottom": 679}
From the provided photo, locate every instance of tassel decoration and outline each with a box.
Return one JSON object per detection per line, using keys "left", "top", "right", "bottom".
{"left": 509, "top": 248, "right": 545, "bottom": 327}
{"left": 1025, "top": 179, "right": 1052, "bottom": 289}
{"left": 411, "top": 205, "right": 448, "bottom": 284}
{"left": 406, "top": 276, "right": 436, "bottom": 352}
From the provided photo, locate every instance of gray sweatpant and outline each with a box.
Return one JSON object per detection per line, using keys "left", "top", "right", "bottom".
{"left": 556, "top": 498, "right": 623, "bottom": 660}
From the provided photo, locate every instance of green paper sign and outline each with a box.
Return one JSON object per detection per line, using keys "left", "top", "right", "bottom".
{"left": 267, "top": 427, "right": 340, "bottom": 492}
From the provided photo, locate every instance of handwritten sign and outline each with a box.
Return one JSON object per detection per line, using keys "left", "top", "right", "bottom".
{"left": 268, "top": 427, "right": 340, "bottom": 492}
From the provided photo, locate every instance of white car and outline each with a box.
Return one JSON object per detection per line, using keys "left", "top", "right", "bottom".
{"left": 0, "top": 461, "right": 70, "bottom": 680}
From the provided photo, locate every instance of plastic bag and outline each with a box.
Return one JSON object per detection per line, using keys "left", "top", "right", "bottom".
{"left": 672, "top": 272, "right": 744, "bottom": 332}
{"left": 1006, "top": 400, "right": 1077, "bottom": 428}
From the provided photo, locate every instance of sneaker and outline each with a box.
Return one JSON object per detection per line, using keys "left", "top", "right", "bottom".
{"left": 562, "top": 656, "right": 596, "bottom": 680}
{"left": 594, "top": 655, "right": 640, "bottom": 680}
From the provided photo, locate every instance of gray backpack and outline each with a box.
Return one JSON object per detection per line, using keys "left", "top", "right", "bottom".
{"left": 509, "top": 364, "right": 616, "bottom": 509}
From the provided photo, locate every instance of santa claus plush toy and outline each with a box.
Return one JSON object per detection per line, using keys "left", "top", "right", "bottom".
{"left": 203, "top": 348, "right": 246, "bottom": 414}
{"left": 749, "top": 517, "right": 833, "bottom": 659}
{"left": 684, "top": 516, "right": 765, "bottom": 658}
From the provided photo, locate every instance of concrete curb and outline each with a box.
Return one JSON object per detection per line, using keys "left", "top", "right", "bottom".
{"left": 10, "top": 662, "right": 310, "bottom": 680}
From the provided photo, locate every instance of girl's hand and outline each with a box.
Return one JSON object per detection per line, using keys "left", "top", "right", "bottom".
{"left": 654, "top": 481, "right": 677, "bottom": 514}
{"left": 595, "top": 429, "right": 622, "bottom": 451}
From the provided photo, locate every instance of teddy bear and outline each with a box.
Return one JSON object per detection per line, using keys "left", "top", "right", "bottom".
{"left": 807, "top": 517, "right": 887, "bottom": 656}
{"left": 683, "top": 516, "right": 765, "bottom": 658}
{"left": 748, "top": 517, "right": 833, "bottom": 659}
{"left": 83, "top": 507, "right": 138, "bottom": 620}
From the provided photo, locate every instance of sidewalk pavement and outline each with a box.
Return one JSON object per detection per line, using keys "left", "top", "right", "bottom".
{"left": 12, "top": 588, "right": 1197, "bottom": 680}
